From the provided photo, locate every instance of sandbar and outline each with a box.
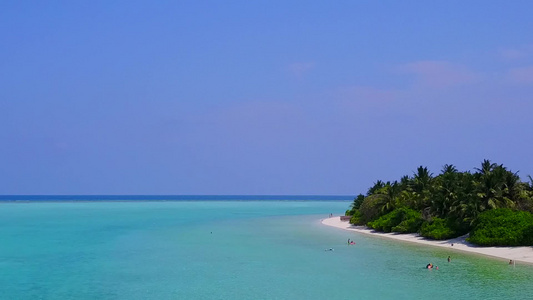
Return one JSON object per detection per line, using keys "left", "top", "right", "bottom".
{"left": 322, "top": 216, "right": 533, "bottom": 265}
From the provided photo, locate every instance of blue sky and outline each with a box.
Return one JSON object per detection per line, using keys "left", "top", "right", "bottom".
{"left": 1, "top": 1, "right": 532, "bottom": 195}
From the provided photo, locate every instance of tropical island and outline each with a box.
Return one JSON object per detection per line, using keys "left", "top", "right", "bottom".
{"left": 343, "top": 160, "right": 533, "bottom": 247}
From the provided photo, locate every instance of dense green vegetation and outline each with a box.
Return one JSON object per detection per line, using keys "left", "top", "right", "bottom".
{"left": 468, "top": 209, "right": 533, "bottom": 246}
{"left": 345, "top": 160, "right": 533, "bottom": 246}
{"left": 368, "top": 208, "right": 422, "bottom": 233}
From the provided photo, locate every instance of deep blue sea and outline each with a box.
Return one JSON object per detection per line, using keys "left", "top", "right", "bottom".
{"left": 1, "top": 195, "right": 532, "bottom": 299}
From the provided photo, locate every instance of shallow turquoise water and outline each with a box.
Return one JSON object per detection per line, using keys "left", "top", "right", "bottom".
{"left": 1, "top": 200, "right": 532, "bottom": 299}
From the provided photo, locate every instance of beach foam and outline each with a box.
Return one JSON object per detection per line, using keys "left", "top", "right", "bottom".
{"left": 322, "top": 216, "right": 533, "bottom": 265}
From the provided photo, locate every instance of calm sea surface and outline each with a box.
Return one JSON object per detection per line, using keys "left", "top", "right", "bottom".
{"left": 1, "top": 196, "right": 532, "bottom": 299}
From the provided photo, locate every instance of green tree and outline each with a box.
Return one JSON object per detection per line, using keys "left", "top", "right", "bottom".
{"left": 431, "top": 164, "right": 460, "bottom": 218}
{"left": 468, "top": 208, "right": 533, "bottom": 246}
{"left": 346, "top": 194, "right": 365, "bottom": 216}
{"left": 410, "top": 166, "right": 433, "bottom": 210}
{"left": 367, "top": 180, "right": 385, "bottom": 196}
{"left": 474, "top": 163, "right": 515, "bottom": 211}
{"left": 376, "top": 181, "right": 402, "bottom": 213}
{"left": 347, "top": 160, "right": 533, "bottom": 245}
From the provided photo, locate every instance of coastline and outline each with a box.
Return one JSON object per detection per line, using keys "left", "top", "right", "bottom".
{"left": 322, "top": 216, "right": 533, "bottom": 265}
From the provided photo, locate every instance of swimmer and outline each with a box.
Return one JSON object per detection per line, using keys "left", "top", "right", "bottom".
{"left": 447, "top": 256, "right": 451, "bottom": 262}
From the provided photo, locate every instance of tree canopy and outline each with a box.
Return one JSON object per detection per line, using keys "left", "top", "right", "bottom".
{"left": 346, "top": 160, "right": 533, "bottom": 246}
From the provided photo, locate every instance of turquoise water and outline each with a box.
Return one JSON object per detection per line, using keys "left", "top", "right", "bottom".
{"left": 1, "top": 199, "right": 532, "bottom": 299}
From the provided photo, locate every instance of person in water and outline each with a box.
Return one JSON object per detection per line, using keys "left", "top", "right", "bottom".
{"left": 426, "top": 263, "right": 433, "bottom": 269}
{"left": 447, "top": 256, "right": 451, "bottom": 262}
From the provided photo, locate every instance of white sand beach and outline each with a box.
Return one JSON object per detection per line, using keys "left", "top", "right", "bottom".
{"left": 322, "top": 216, "right": 533, "bottom": 265}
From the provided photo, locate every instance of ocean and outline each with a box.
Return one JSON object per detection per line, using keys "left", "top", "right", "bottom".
{"left": 1, "top": 196, "right": 532, "bottom": 299}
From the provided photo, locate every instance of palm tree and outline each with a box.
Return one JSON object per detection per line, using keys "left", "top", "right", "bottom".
{"left": 522, "top": 175, "right": 533, "bottom": 212}
{"left": 527, "top": 174, "right": 533, "bottom": 193}
{"left": 502, "top": 170, "right": 521, "bottom": 201}
{"left": 459, "top": 195, "right": 483, "bottom": 225}
{"left": 475, "top": 159, "right": 497, "bottom": 176}
{"left": 349, "top": 194, "right": 366, "bottom": 211}
{"left": 411, "top": 166, "right": 433, "bottom": 210}
{"left": 412, "top": 166, "right": 433, "bottom": 193}
{"left": 367, "top": 180, "right": 385, "bottom": 196}
{"left": 399, "top": 175, "right": 411, "bottom": 190}
{"left": 442, "top": 164, "right": 458, "bottom": 175}
{"left": 431, "top": 164, "right": 459, "bottom": 218}
{"left": 474, "top": 164, "right": 514, "bottom": 210}
{"left": 379, "top": 181, "right": 401, "bottom": 213}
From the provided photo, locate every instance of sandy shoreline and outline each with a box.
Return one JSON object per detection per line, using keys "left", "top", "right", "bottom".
{"left": 322, "top": 216, "right": 533, "bottom": 265}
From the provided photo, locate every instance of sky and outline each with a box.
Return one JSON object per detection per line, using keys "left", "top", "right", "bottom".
{"left": 1, "top": 1, "right": 532, "bottom": 195}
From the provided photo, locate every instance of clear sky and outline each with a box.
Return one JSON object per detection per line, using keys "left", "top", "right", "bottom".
{"left": 1, "top": 1, "right": 532, "bottom": 195}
